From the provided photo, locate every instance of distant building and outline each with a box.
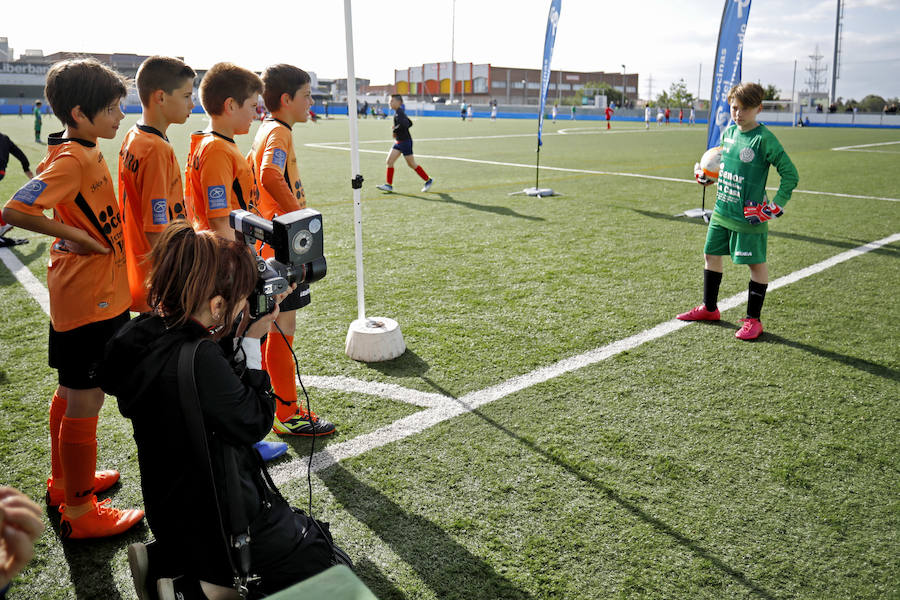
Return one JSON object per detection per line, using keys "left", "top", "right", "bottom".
{"left": 394, "top": 62, "right": 638, "bottom": 105}
{"left": 0, "top": 38, "right": 12, "bottom": 61}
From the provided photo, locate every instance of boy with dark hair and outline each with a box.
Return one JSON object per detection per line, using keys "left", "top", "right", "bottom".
{"left": 248, "top": 64, "right": 335, "bottom": 436}
{"left": 185, "top": 62, "right": 261, "bottom": 240}
{"left": 376, "top": 94, "right": 434, "bottom": 193}
{"left": 118, "top": 56, "right": 196, "bottom": 312}
{"left": 677, "top": 82, "right": 799, "bottom": 340}
{"left": 2, "top": 58, "right": 144, "bottom": 538}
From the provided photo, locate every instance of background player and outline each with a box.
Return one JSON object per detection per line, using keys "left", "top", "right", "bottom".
{"left": 376, "top": 94, "right": 434, "bottom": 193}
{"left": 184, "top": 62, "right": 261, "bottom": 240}
{"left": 118, "top": 56, "right": 195, "bottom": 313}
{"left": 677, "top": 82, "right": 799, "bottom": 340}
{"left": 2, "top": 58, "right": 144, "bottom": 538}
{"left": 248, "top": 64, "right": 335, "bottom": 437}
{"left": 33, "top": 101, "right": 42, "bottom": 144}
{"left": 0, "top": 131, "right": 34, "bottom": 246}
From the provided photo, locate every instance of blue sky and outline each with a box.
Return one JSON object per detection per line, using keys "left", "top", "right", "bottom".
{"left": 3, "top": 0, "right": 898, "bottom": 101}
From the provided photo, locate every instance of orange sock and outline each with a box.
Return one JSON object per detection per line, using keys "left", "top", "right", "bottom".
{"left": 49, "top": 392, "right": 67, "bottom": 482}
{"left": 60, "top": 416, "right": 98, "bottom": 506}
{"left": 266, "top": 334, "right": 297, "bottom": 421}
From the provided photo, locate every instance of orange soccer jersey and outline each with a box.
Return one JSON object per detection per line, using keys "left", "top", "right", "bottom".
{"left": 248, "top": 118, "right": 306, "bottom": 259}
{"left": 185, "top": 131, "right": 259, "bottom": 232}
{"left": 5, "top": 134, "right": 129, "bottom": 332}
{"left": 118, "top": 124, "right": 188, "bottom": 312}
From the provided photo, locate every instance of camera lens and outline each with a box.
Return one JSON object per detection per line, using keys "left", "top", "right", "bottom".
{"left": 292, "top": 230, "right": 313, "bottom": 255}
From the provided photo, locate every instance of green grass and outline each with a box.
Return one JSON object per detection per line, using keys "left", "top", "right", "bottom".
{"left": 1, "top": 113, "right": 898, "bottom": 599}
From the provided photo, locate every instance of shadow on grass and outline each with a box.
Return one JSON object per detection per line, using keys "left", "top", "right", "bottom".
{"left": 759, "top": 332, "right": 900, "bottom": 382}
{"left": 320, "top": 462, "right": 533, "bottom": 600}
{"left": 353, "top": 558, "right": 407, "bottom": 600}
{"left": 48, "top": 488, "right": 149, "bottom": 600}
{"left": 393, "top": 191, "right": 544, "bottom": 222}
{"left": 366, "top": 347, "right": 431, "bottom": 378}
{"left": 430, "top": 388, "right": 778, "bottom": 600}
{"left": 628, "top": 207, "right": 898, "bottom": 257}
{"left": 0, "top": 240, "right": 47, "bottom": 280}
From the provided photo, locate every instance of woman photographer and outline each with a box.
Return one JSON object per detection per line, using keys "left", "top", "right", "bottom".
{"left": 102, "top": 222, "right": 337, "bottom": 597}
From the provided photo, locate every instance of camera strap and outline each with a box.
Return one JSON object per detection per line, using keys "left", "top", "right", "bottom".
{"left": 177, "top": 339, "right": 253, "bottom": 598}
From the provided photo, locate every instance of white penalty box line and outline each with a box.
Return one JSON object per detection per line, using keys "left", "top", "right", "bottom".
{"left": 2, "top": 232, "right": 898, "bottom": 482}
{"left": 306, "top": 142, "right": 900, "bottom": 203}
{"left": 267, "top": 232, "right": 900, "bottom": 484}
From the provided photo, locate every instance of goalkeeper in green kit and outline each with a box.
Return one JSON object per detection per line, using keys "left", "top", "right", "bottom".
{"left": 677, "top": 82, "right": 798, "bottom": 340}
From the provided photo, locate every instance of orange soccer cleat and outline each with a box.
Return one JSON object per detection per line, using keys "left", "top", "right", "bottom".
{"left": 59, "top": 496, "right": 144, "bottom": 539}
{"left": 46, "top": 470, "right": 121, "bottom": 507}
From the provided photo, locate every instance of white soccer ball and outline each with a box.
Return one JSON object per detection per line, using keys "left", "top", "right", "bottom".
{"left": 699, "top": 146, "right": 723, "bottom": 182}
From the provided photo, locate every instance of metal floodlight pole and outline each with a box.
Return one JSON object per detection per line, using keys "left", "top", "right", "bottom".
{"left": 450, "top": 0, "right": 456, "bottom": 102}
{"left": 621, "top": 64, "right": 626, "bottom": 107}
{"left": 791, "top": 59, "right": 798, "bottom": 125}
{"left": 344, "top": 0, "right": 365, "bottom": 321}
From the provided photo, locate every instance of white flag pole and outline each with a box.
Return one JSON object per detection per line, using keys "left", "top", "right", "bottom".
{"left": 343, "top": 0, "right": 365, "bottom": 322}
{"left": 343, "top": 0, "right": 406, "bottom": 362}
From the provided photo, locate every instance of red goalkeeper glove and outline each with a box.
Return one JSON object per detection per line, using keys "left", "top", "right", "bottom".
{"left": 743, "top": 201, "right": 783, "bottom": 225}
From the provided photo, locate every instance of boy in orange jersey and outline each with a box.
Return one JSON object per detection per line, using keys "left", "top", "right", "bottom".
{"left": 184, "top": 62, "right": 261, "bottom": 241}
{"left": 1, "top": 58, "right": 144, "bottom": 539}
{"left": 118, "top": 56, "right": 195, "bottom": 313}
{"left": 248, "top": 64, "right": 335, "bottom": 436}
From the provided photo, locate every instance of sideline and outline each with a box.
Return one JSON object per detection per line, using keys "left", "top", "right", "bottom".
{"left": 314, "top": 126, "right": 680, "bottom": 146}
{"left": 267, "top": 232, "right": 900, "bottom": 483}
{"left": 305, "top": 142, "right": 900, "bottom": 202}
{"left": 0, "top": 246, "right": 50, "bottom": 316}
{"left": 831, "top": 140, "right": 900, "bottom": 153}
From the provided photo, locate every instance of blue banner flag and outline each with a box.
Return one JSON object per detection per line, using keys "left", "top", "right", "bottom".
{"left": 706, "top": 0, "right": 752, "bottom": 150}
{"left": 538, "top": 0, "right": 561, "bottom": 147}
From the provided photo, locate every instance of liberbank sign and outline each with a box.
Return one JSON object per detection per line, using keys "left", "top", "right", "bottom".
{"left": 0, "top": 62, "right": 51, "bottom": 85}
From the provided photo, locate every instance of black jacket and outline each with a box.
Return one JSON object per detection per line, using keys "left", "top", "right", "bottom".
{"left": 102, "top": 314, "right": 277, "bottom": 584}
{"left": 0, "top": 133, "right": 30, "bottom": 174}
{"left": 392, "top": 107, "right": 413, "bottom": 142}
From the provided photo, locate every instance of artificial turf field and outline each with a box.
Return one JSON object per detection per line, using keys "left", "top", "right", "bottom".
{"left": 0, "top": 111, "right": 898, "bottom": 599}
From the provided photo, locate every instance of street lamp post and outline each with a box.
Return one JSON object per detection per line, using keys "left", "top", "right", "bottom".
{"left": 621, "top": 64, "right": 626, "bottom": 108}
{"left": 522, "top": 79, "right": 527, "bottom": 105}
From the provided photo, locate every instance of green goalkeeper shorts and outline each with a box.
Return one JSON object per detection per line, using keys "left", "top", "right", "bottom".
{"left": 704, "top": 220, "right": 768, "bottom": 264}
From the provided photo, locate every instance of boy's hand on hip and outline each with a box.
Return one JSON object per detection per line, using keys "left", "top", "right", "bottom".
{"left": 65, "top": 232, "right": 109, "bottom": 255}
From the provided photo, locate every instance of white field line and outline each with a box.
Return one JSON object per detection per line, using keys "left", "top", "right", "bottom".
{"left": 301, "top": 376, "right": 447, "bottom": 408}
{"left": 832, "top": 140, "right": 900, "bottom": 152}
{"left": 268, "top": 232, "right": 900, "bottom": 484}
{"left": 0, "top": 247, "right": 50, "bottom": 316}
{"left": 305, "top": 142, "right": 900, "bottom": 202}
{"left": 315, "top": 127, "right": 678, "bottom": 147}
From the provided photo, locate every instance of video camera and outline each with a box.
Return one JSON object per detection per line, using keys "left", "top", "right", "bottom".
{"left": 229, "top": 208, "right": 327, "bottom": 318}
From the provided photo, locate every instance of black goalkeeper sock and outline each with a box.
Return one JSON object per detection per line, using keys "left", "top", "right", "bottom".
{"left": 747, "top": 280, "right": 768, "bottom": 320}
{"left": 703, "top": 269, "right": 723, "bottom": 311}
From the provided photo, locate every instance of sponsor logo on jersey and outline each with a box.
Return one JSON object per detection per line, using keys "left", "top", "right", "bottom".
{"left": 151, "top": 198, "right": 168, "bottom": 225}
{"left": 12, "top": 179, "right": 47, "bottom": 206}
{"left": 740, "top": 147, "right": 755, "bottom": 163}
{"left": 272, "top": 148, "right": 287, "bottom": 168}
{"left": 207, "top": 185, "right": 227, "bottom": 210}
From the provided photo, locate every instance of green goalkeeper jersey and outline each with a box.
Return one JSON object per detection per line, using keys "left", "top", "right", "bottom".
{"left": 711, "top": 123, "right": 798, "bottom": 234}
